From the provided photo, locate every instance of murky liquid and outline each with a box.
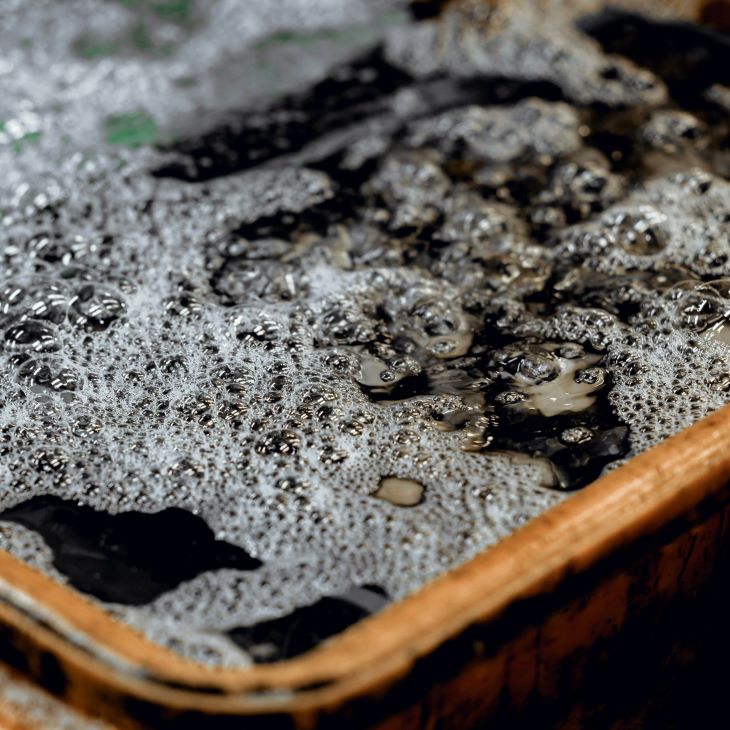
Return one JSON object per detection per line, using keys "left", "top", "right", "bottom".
{"left": 0, "top": 1, "right": 728, "bottom": 666}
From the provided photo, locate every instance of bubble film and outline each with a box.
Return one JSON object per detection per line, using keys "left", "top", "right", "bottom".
{"left": 0, "top": 0, "right": 728, "bottom": 666}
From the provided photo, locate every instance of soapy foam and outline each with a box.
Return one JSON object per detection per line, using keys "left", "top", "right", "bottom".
{"left": 0, "top": 0, "right": 727, "bottom": 666}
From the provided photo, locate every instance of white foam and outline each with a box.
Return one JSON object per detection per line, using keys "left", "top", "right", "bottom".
{"left": 0, "top": 0, "right": 727, "bottom": 668}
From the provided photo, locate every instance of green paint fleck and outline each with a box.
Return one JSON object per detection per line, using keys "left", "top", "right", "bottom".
{"left": 73, "top": 34, "right": 121, "bottom": 58}
{"left": 72, "top": 0, "right": 197, "bottom": 60}
{"left": 10, "top": 131, "right": 42, "bottom": 154}
{"left": 115, "top": 0, "right": 195, "bottom": 26}
{"left": 174, "top": 76, "right": 197, "bottom": 88}
{"left": 104, "top": 112, "right": 158, "bottom": 147}
{"left": 130, "top": 21, "right": 157, "bottom": 53}
{"left": 150, "top": 0, "right": 195, "bottom": 26}
{"left": 254, "top": 29, "right": 321, "bottom": 52}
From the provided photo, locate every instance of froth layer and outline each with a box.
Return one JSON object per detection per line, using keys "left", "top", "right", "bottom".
{"left": 0, "top": 0, "right": 727, "bottom": 666}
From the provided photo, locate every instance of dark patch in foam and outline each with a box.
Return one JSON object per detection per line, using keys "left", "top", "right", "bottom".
{"left": 0, "top": 496, "right": 261, "bottom": 605}
{"left": 227, "top": 585, "right": 388, "bottom": 662}
{"left": 579, "top": 9, "right": 730, "bottom": 105}
{"left": 154, "top": 39, "right": 567, "bottom": 185}
{"left": 486, "top": 401, "right": 629, "bottom": 490}
{"left": 153, "top": 48, "right": 413, "bottom": 182}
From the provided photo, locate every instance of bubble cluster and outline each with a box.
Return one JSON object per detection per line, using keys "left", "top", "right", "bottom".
{"left": 0, "top": 1, "right": 728, "bottom": 667}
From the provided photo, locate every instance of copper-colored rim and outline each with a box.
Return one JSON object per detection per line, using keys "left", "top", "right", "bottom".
{"left": 0, "top": 402, "right": 728, "bottom": 715}
{"left": 1, "top": 0, "right": 729, "bottom": 716}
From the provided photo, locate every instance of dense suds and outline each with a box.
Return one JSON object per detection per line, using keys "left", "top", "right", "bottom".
{"left": 0, "top": 0, "right": 727, "bottom": 667}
